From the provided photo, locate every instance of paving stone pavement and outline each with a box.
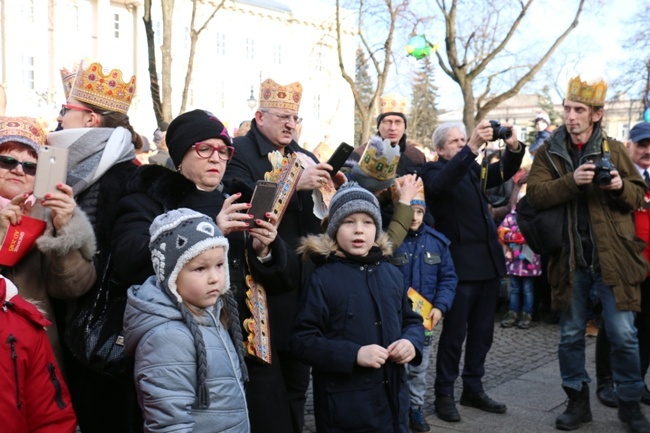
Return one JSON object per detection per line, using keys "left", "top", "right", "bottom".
{"left": 302, "top": 317, "right": 649, "bottom": 432}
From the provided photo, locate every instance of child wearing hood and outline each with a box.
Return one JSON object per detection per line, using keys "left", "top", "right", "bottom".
{"left": 123, "top": 208, "right": 249, "bottom": 433}
{"left": 291, "top": 182, "right": 424, "bottom": 433}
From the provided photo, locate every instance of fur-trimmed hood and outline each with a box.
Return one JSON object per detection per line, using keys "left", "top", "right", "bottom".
{"left": 298, "top": 232, "right": 393, "bottom": 264}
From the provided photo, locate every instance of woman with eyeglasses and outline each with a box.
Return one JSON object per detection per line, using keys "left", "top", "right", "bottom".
{"left": 46, "top": 61, "right": 144, "bottom": 433}
{"left": 0, "top": 116, "right": 96, "bottom": 384}
{"left": 112, "top": 109, "right": 298, "bottom": 432}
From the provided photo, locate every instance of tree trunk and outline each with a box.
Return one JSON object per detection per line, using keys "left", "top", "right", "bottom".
{"left": 160, "top": 0, "right": 174, "bottom": 123}
{"left": 143, "top": 0, "right": 163, "bottom": 127}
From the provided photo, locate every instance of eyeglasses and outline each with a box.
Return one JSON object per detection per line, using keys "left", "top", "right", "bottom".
{"left": 0, "top": 155, "right": 38, "bottom": 176}
{"left": 59, "top": 104, "right": 94, "bottom": 117}
{"left": 194, "top": 142, "right": 235, "bottom": 161}
{"left": 262, "top": 110, "right": 303, "bottom": 125}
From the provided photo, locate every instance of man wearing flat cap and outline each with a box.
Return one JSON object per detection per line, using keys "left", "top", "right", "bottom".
{"left": 527, "top": 77, "right": 650, "bottom": 432}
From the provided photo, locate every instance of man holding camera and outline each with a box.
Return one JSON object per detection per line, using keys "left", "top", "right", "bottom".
{"left": 420, "top": 120, "right": 525, "bottom": 422}
{"left": 526, "top": 77, "right": 650, "bottom": 432}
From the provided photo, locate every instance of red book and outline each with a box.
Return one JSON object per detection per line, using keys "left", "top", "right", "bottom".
{"left": 0, "top": 215, "right": 46, "bottom": 266}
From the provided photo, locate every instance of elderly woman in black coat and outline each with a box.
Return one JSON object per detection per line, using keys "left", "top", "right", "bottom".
{"left": 111, "top": 109, "right": 299, "bottom": 427}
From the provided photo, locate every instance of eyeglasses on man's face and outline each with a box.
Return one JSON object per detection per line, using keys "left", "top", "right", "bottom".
{"left": 262, "top": 110, "right": 303, "bottom": 125}
{"left": 193, "top": 142, "right": 235, "bottom": 161}
{"left": 59, "top": 104, "right": 94, "bottom": 117}
{"left": 0, "top": 155, "right": 38, "bottom": 176}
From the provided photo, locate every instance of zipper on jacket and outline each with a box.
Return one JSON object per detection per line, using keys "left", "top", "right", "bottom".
{"left": 47, "top": 362, "right": 66, "bottom": 409}
{"left": 7, "top": 334, "right": 22, "bottom": 410}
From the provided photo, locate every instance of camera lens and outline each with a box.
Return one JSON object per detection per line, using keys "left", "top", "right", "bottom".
{"left": 496, "top": 127, "right": 512, "bottom": 140}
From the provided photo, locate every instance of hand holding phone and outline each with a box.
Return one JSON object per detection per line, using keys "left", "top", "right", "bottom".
{"left": 248, "top": 181, "right": 278, "bottom": 228}
{"left": 33, "top": 146, "right": 69, "bottom": 199}
{"left": 326, "top": 142, "right": 354, "bottom": 176}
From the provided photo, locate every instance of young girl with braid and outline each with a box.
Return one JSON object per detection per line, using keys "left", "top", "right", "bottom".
{"left": 123, "top": 208, "right": 249, "bottom": 433}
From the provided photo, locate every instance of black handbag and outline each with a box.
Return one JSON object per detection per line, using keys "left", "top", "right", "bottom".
{"left": 516, "top": 195, "right": 565, "bottom": 256}
{"left": 64, "top": 254, "right": 132, "bottom": 377}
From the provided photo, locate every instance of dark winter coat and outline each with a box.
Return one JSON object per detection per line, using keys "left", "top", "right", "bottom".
{"left": 112, "top": 164, "right": 300, "bottom": 332}
{"left": 420, "top": 144, "right": 525, "bottom": 281}
{"left": 526, "top": 125, "right": 647, "bottom": 311}
{"left": 223, "top": 120, "right": 322, "bottom": 350}
{"left": 0, "top": 277, "right": 77, "bottom": 433}
{"left": 391, "top": 224, "right": 457, "bottom": 314}
{"left": 291, "top": 234, "right": 424, "bottom": 433}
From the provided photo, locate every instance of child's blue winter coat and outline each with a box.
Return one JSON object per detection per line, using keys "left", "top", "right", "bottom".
{"left": 291, "top": 234, "right": 424, "bottom": 433}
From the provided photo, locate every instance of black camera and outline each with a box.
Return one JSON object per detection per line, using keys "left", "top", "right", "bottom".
{"left": 489, "top": 120, "right": 512, "bottom": 141}
{"left": 592, "top": 158, "right": 615, "bottom": 186}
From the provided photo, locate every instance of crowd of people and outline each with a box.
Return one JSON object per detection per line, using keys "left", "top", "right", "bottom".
{"left": 0, "top": 58, "right": 649, "bottom": 433}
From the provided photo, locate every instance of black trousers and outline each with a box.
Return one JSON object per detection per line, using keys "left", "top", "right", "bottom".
{"left": 434, "top": 279, "right": 500, "bottom": 396}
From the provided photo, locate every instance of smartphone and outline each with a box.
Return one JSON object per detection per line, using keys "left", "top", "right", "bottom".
{"left": 33, "top": 146, "right": 69, "bottom": 199}
{"left": 248, "top": 180, "right": 278, "bottom": 228}
{"left": 326, "top": 142, "right": 354, "bottom": 176}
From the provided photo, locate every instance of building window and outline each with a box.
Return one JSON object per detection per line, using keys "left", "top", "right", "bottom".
{"left": 114, "top": 13, "right": 120, "bottom": 38}
{"left": 216, "top": 81, "right": 226, "bottom": 110}
{"left": 22, "top": 56, "right": 35, "bottom": 90}
{"left": 20, "top": 0, "right": 34, "bottom": 24}
{"left": 154, "top": 20, "right": 163, "bottom": 46}
{"left": 216, "top": 33, "right": 226, "bottom": 56}
{"left": 273, "top": 44, "right": 282, "bottom": 65}
{"left": 314, "top": 93, "right": 321, "bottom": 118}
{"left": 246, "top": 38, "right": 255, "bottom": 61}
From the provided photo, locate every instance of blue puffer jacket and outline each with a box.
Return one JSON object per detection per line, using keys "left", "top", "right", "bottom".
{"left": 392, "top": 224, "right": 458, "bottom": 314}
{"left": 124, "top": 277, "right": 249, "bottom": 433}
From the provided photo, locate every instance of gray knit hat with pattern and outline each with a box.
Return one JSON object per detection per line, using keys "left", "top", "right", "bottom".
{"left": 326, "top": 181, "right": 382, "bottom": 241}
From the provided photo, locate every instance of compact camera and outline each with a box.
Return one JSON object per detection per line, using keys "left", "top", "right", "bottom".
{"left": 489, "top": 120, "right": 512, "bottom": 141}
{"left": 592, "top": 158, "right": 615, "bottom": 186}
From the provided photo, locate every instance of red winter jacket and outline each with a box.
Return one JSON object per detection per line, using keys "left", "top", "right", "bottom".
{"left": 0, "top": 277, "right": 76, "bottom": 433}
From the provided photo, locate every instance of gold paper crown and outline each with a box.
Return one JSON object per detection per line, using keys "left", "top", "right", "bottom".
{"left": 566, "top": 76, "right": 607, "bottom": 107}
{"left": 379, "top": 93, "right": 407, "bottom": 114}
{"left": 60, "top": 64, "right": 77, "bottom": 99}
{"left": 69, "top": 61, "right": 136, "bottom": 114}
{"left": 359, "top": 138, "right": 401, "bottom": 181}
{"left": 259, "top": 78, "right": 302, "bottom": 111}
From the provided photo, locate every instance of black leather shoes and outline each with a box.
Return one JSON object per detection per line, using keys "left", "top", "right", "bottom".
{"left": 460, "top": 390, "right": 507, "bottom": 414}
{"left": 435, "top": 395, "right": 461, "bottom": 422}
{"left": 597, "top": 382, "right": 619, "bottom": 408}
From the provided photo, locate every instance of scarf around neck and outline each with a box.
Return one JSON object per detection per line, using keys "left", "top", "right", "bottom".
{"left": 46, "top": 127, "right": 135, "bottom": 196}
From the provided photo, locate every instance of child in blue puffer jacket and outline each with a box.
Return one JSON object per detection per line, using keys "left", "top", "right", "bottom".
{"left": 391, "top": 178, "right": 458, "bottom": 432}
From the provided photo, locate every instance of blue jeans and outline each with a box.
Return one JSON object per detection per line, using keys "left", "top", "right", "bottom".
{"left": 559, "top": 266, "right": 644, "bottom": 401}
{"left": 508, "top": 275, "right": 534, "bottom": 314}
{"left": 407, "top": 338, "right": 433, "bottom": 407}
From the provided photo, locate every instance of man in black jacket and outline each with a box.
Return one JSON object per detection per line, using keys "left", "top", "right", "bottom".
{"left": 222, "top": 78, "right": 342, "bottom": 433}
{"left": 420, "top": 120, "right": 525, "bottom": 422}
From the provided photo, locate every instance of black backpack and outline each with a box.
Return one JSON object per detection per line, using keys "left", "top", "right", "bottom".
{"left": 516, "top": 195, "right": 565, "bottom": 256}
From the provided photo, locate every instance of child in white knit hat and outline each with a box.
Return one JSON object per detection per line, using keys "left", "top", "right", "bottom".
{"left": 123, "top": 208, "right": 249, "bottom": 433}
{"left": 291, "top": 182, "right": 424, "bottom": 433}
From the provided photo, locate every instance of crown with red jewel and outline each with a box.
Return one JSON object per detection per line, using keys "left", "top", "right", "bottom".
{"left": 69, "top": 60, "right": 136, "bottom": 114}
{"left": 259, "top": 78, "right": 302, "bottom": 111}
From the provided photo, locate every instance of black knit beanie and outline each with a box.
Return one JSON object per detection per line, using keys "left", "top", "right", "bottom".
{"left": 166, "top": 109, "right": 232, "bottom": 169}
{"left": 376, "top": 112, "right": 408, "bottom": 129}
